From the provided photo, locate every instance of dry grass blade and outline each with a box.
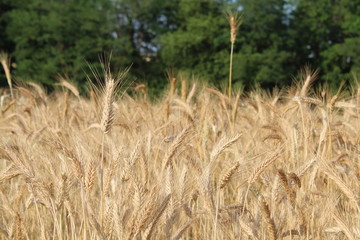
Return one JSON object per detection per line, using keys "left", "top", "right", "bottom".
{"left": 332, "top": 213, "right": 355, "bottom": 240}
{"left": 88, "top": 212, "right": 107, "bottom": 240}
{"left": 0, "top": 52, "right": 13, "bottom": 98}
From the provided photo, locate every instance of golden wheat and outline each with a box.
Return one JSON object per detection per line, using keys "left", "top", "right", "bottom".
{"left": 0, "top": 76, "right": 359, "bottom": 239}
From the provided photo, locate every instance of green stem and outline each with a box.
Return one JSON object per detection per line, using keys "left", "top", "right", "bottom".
{"left": 228, "top": 41, "right": 234, "bottom": 99}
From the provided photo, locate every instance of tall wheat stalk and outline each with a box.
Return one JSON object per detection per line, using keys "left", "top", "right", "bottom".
{"left": 0, "top": 52, "right": 13, "bottom": 99}
{"left": 226, "top": 11, "right": 242, "bottom": 99}
{"left": 97, "top": 64, "right": 128, "bottom": 227}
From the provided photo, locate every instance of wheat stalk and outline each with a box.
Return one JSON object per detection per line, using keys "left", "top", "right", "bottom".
{"left": 0, "top": 52, "right": 13, "bottom": 98}
{"left": 226, "top": 11, "right": 242, "bottom": 99}
{"left": 181, "top": 79, "right": 187, "bottom": 101}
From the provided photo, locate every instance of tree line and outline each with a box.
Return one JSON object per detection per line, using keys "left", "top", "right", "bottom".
{"left": 1, "top": 0, "right": 359, "bottom": 95}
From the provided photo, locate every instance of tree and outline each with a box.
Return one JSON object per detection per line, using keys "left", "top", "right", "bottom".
{"left": 289, "top": 0, "right": 360, "bottom": 87}
{"left": 321, "top": 0, "right": 360, "bottom": 85}
{"left": 160, "top": 0, "right": 292, "bottom": 90}
{"left": 3, "top": 0, "right": 359, "bottom": 95}
{"left": 160, "top": 0, "right": 230, "bottom": 87}
{"left": 5, "top": 0, "right": 130, "bottom": 90}
{"left": 234, "top": 0, "right": 291, "bottom": 88}
{"left": 112, "top": 0, "right": 180, "bottom": 95}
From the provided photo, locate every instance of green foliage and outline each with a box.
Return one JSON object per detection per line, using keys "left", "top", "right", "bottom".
{"left": 5, "top": 0, "right": 131, "bottom": 89}
{"left": 111, "top": 0, "right": 180, "bottom": 96}
{"left": 290, "top": 0, "right": 360, "bottom": 88}
{"left": 160, "top": 0, "right": 229, "bottom": 86}
{"left": 234, "top": 0, "right": 291, "bottom": 88}
{"left": 160, "top": 0, "right": 293, "bottom": 89}
{"left": 1, "top": 0, "right": 360, "bottom": 95}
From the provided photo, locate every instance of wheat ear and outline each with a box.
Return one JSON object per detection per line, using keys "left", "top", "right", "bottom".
{"left": 162, "top": 126, "right": 191, "bottom": 169}
{"left": 300, "top": 67, "right": 318, "bottom": 97}
{"left": 100, "top": 77, "right": 115, "bottom": 134}
{"left": 210, "top": 134, "right": 242, "bottom": 162}
{"left": 248, "top": 153, "right": 281, "bottom": 184}
{"left": 277, "top": 169, "right": 296, "bottom": 206}
{"left": 260, "top": 199, "right": 277, "bottom": 240}
{"left": 220, "top": 161, "right": 240, "bottom": 189}
{"left": 242, "top": 152, "right": 280, "bottom": 216}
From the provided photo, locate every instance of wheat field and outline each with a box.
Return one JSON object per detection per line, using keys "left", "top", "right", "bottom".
{"left": 0, "top": 70, "right": 360, "bottom": 240}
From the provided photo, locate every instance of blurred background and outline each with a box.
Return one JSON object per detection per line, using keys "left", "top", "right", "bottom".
{"left": 0, "top": 0, "right": 359, "bottom": 96}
